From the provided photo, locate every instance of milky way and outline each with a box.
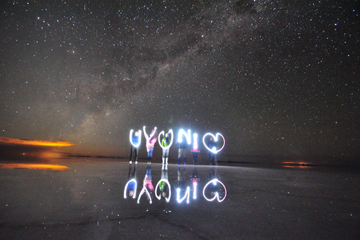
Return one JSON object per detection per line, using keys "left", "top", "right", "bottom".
{"left": 0, "top": 0, "right": 359, "bottom": 158}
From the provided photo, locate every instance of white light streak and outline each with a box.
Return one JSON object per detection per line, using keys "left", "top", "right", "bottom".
{"left": 202, "top": 178, "right": 227, "bottom": 202}
{"left": 192, "top": 181, "right": 198, "bottom": 200}
{"left": 129, "top": 129, "right": 142, "bottom": 148}
{"left": 202, "top": 132, "right": 225, "bottom": 154}
{"left": 177, "top": 129, "right": 191, "bottom": 144}
{"left": 137, "top": 186, "right": 152, "bottom": 204}
{"left": 143, "top": 126, "right": 157, "bottom": 151}
{"left": 155, "top": 179, "right": 172, "bottom": 202}
{"left": 192, "top": 133, "right": 199, "bottom": 151}
{"left": 176, "top": 186, "right": 190, "bottom": 204}
{"left": 158, "top": 129, "right": 173, "bottom": 150}
{"left": 143, "top": 126, "right": 157, "bottom": 141}
{"left": 123, "top": 179, "right": 137, "bottom": 199}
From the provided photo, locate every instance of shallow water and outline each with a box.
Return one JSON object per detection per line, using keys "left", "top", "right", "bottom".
{"left": 1, "top": 157, "right": 360, "bottom": 239}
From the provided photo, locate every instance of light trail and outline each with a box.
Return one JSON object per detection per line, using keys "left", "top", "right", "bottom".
{"left": 202, "top": 178, "right": 227, "bottom": 202}
{"left": 123, "top": 179, "right": 138, "bottom": 199}
{"left": 202, "top": 133, "right": 225, "bottom": 154}
{"left": 155, "top": 179, "right": 171, "bottom": 202}
{"left": 177, "top": 129, "right": 191, "bottom": 144}
{"left": 176, "top": 186, "right": 190, "bottom": 204}
{"left": 158, "top": 129, "right": 173, "bottom": 150}
{"left": 129, "top": 129, "right": 142, "bottom": 148}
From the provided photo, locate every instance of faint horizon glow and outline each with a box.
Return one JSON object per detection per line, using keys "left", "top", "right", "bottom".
{"left": 0, "top": 163, "right": 70, "bottom": 171}
{"left": 0, "top": 136, "right": 75, "bottom": 147}
{"left": 282, "top": 162, "right": 313, "bottom": 169}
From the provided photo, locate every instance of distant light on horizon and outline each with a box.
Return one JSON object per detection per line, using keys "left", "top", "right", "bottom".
{"left": 0, "top": 136, "right": 75, "bottom": 147}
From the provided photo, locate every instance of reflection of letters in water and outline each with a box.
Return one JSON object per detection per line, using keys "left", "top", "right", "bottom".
{"left": 175, "top": 165, "right": 189, "bottom": 203}
{"left": 124, "top": 163, "right": 138, "bottom": 199}
{"left": 202, "top": 179, "right": 227, "bottom": 202}
{"left": 137, "top": 164, "right": 154, "bottom": 204}
{"left": 191, "top": 166, "right": 200, "bottom": 200}
{"left": 155, "top": 165, "right": 171, "bottom": 202}
{"left": 203, "top": 165, "right": 227, "bottom": 202}
{"left": 125, "top": 164, "right": 227, "bottom": 204}
{"left": 176, "top": 186, "right": 190, "bottom": 203}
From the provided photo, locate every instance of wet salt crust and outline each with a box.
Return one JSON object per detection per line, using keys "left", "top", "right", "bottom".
{"left": 0, "top": 158, "right": 360, "bottom": 239}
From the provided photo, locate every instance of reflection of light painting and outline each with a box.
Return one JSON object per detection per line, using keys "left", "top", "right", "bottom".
{"left": 137, "top": 187, "right": 152, "bottom": 204}
{"left": 202, "top": 178, "right": 227, "bottom": 202}
{"left": 176, "top": 186, "right": 190, "bottom": 204}
{"left": 123, "top": 179, "right": 138, "bottom": 199}
{"left": 177, "top": 129, "right": 191, "bottom": 144}
{"left": 192, "top": 181, "right": 198, "bottom": 200}
{"left": 155, "top": 179, "right": 171, "bottom": 202}
{"left": 158, "top": 129, "right": 173, "bottom": 150}
{"left": 202, "top": 133, "right": 225, "bottom": 154}
{"left": 129, "top": 129, "right": 142, "bottom": 148}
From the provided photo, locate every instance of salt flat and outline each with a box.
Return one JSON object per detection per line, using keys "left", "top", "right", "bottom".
{"left": 0, "top": 158, "right": 360, "bottom": 239}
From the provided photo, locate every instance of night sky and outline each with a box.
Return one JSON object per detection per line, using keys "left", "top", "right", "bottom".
{"left": 0, "top": 0, "right": 359, "bottom": 158}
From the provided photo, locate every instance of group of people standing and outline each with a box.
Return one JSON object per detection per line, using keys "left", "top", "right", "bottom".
{"left": 129, "top": 127, "right": 219, "bottom": 165}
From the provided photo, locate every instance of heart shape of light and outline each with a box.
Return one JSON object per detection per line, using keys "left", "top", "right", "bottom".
{"left": 158, "top": 129, "right": 174, "bottom": 150}
{"left": 202, "top": 133, "right": 225, "bottom": 154}
{"left": 155, "top": 179, "right": 171, "bottom": 202}
{"left": 202, "top": 178, "right": 227, "bottom": 202}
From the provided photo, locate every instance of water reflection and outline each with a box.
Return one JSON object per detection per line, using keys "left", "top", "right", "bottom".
{"left": 176, "top": 164, "right": 190, "bottom": 203}
{"left": 0, "top": 163, "right": 70, "bottom": 171}
{"left": 282, "top": 161, "right": 314, "bottom": 169}
{"left": 137, "top": 163, "right": 154, "bottom": 204}
{"left": 123, "top": 162, "right": 138, "bottom": 199}
{"left": 125, "top": 163, "right": 227, "bottom": 204}
{"left": 155, "top": 163, "right": 171, "bottom": 202}
{"left": 203, "top": 165, "right": 227, "bottom": 202}
{"left": 190, "top": 165, "right": 200, "bottom": 200}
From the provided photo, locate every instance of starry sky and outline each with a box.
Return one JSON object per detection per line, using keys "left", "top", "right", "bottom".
{"left": 0, "top": 0, "right": 359, "bottom": 159}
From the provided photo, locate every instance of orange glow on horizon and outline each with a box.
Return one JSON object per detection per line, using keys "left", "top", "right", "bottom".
{"left": 0, "top": 136, "right": 75, "bottom": 147}
{"left": 0, "top": 163, "right": 71, "bottom": 171}
{"left": 282, "top": 162, "right": 313, "bottom": 169}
